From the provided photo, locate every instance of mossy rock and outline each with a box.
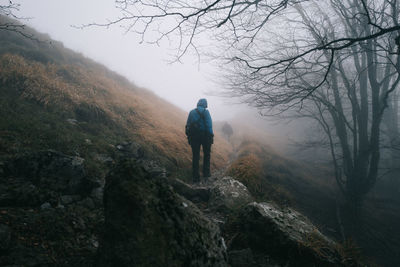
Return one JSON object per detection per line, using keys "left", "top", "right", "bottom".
{"left": 96, "top": 159, "right": 228, "bottom": 267}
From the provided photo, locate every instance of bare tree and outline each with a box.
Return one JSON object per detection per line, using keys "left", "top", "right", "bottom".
{"left": 224, "top": 0, "right": 400, "bottom": 204}
{"left": 0, "top": 0, "right": 20, "bottom": 22}
{"left": 0, "top": 1, "right": 36, "bottom": 39}
{"left": 89, "top": 0, "right": 400, "bottom": 204}
{"left": 85, "top": 0, "right": 400, "bottom": 64}
{"left": 381, "top": 89, "right": 400, "bottom": 193}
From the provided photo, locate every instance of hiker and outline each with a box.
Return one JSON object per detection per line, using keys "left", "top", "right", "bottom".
{"left": 185, "top": 98, "right": 214, "bottom": 183}
{"left": 222, "top": 122, "right": 233, "bottom": 141}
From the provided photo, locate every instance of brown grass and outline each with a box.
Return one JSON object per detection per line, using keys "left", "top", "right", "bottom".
{"left": 0, "top": 53, "right": 231, "bottom": 172}
{"left": 335, "top": 239, "right": 364, "bottom": 266}
{"left": 226, "top": 139, "right": 293, "bottom": 205}
{"left": 299, "top": 229, "right": 336, "bottom": 261}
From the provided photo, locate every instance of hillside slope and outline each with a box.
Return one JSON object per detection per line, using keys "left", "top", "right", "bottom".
{"left": 0, "top": 21, "right": 231, "bottom": 178}
{"left": 2, "top": 18, "right": 398, "bottom": 267}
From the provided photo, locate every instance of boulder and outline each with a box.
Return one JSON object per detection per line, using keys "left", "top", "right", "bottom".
{"left": 0, "top": 180, "right": 41, "bottom": 207}
{"left": 169, "top": 178, "right": 210, "bottom": 203}
{"left": 115, "top": 141, "right": 144, "bottom": 159}
{"left": 229, "top": 202, "right": 345, "bottom": 266}
{"left": 96, "top": 159, "right": 228, "bottom": 267}
{"left": 40, "top": 202, "right": 52, "bottom": 210}
{"left": 140, "top": 159, "right": 167, "bottom": 178}
{"left": 208, "top": 177, "right": 253, "bottom": 214}
{"left": 3, "top": 150, "right": 99, "bottom": 197}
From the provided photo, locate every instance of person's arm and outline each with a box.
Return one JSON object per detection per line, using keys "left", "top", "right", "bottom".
{"left": 205, "top": 110, "right": 213, "bottom": 136}
{"left": 185, "top": 110, "right": 193, "bottom": 137}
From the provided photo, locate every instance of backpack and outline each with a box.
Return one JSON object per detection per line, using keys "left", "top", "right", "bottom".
{"left": 186, "top": 109, "right": 206, "bottom": 138}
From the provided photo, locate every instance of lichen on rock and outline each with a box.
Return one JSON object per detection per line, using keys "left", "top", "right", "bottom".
{"left": 228, "top": 202, "right": 346, "bottom": 266}
{"left": 208, "top": 176, "right": 253, "bottom": 214}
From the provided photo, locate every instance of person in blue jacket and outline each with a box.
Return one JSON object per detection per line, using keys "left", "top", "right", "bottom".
{"left": 185, "top": 98, "right": 214, "bottom": 183}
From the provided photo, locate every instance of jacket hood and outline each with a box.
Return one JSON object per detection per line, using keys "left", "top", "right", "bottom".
{"left": 197, "top": 98, "right": 208, "bottom": 108}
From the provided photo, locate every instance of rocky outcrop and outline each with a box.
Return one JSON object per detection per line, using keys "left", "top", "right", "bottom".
{"left": 0, "top": 150, "right": 103, "bottom": 267}
{"left": 115, "top": 141, "right": 145, "bottom": 159}
{"left": 0, "top": 150, "right": 100, "bottom": 207}
{"left": 0, "top": 145, "right": 353, "bottom": 267}
{"left": 169, "top": 176, "right": 253, "bottom": 214}
{"left": 208, "top": 176, "right": 253, "bottom": 214}
{"left": 96, "top": 159, "right": 228, "bottom": 267}
{"left": 168, "top": 176, "right": 347, "bottom": 266}
{"left": 228, "top": 202, "right": 346, "bottom": 267}
{"left": 169, "top": 178, "right": 210, "bottom": 203}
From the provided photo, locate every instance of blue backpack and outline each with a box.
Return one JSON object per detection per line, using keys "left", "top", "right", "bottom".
{"left": 185, "top": 109, "right": 206, "bottom": 138}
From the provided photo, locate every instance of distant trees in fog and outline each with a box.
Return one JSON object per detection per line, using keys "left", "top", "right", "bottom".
{"left": 91, "top": 0, "right": 400, "bottom": 205}
{"left": 247, "top": 1, "right": 400, "bottom": 206}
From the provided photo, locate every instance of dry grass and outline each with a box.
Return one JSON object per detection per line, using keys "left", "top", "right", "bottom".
{"left": 335, "top": 239, "right": 363, "bottom": 266}
{"left": 226, "top": 139, "right": 293, "bottom": 205}
{"left": 299, "top": 229, "right": 337, "bottom": 261}
{"left": 0, "top": 53, "right": 231, "bottom": 173}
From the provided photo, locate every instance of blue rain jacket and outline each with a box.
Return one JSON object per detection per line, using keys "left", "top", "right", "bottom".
{"left": 186, "top": 98, "right": 213, "bottom": 136}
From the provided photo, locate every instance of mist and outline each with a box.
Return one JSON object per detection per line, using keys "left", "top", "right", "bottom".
{"left": 14, "top": 0, "right": 242, "bottom": 121}
{"left": 1, "top": 0, "right": 400, "bottom": 266}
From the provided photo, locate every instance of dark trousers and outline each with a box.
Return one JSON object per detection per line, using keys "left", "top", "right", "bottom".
{"left": 191, "top": 137, "right": 211, "bottom": 182}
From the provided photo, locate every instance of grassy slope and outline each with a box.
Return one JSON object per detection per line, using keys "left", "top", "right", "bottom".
{"left": 0, "top": 23, "right": 231, "bottom": 179}
{"left": 226, "top": 138, "right": 338, "bottom": 221}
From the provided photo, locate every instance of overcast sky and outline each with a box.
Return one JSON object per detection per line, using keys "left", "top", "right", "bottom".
{"left": 15, "top": 0, "right": 242, "bottom": 120}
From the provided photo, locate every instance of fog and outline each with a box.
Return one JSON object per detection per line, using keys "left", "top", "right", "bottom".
{"left": 15, "top": 0, "right": 243, "bottom": 121}
{"left": 3, "top": 1, "right": 400, "bottom": 265}
{"left": 10, "top": 0, "right": 399, "bottom": 170}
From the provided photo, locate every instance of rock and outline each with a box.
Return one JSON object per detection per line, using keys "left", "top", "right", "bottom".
{"left": 209, "top": 177, "right": 253, "bottom": 214}
{"left": 169, "top": 178, "right": 210, "bottom": 203}
{"left": 96, "top": 159, "right": 228, "bottom": 267}
{"left": 66, "top": 118, "right": 78, "bottom": 125}
{"left": 78, "top": 197, "right": 95, "bottom": 209}
{"left": 94, "top": 154, "right": 113, "bottom": 164}
{"left": 40, "top": 202, "right": 52, "bottom": 210}
{"left": 60, "top": 195, "right": 81, "bottom": 205}
{"left": 115, "top": 141, "right": 144, "bottom": 159}
{"left": 230, "top": 202, "right": 345, "bottom": 266}
{"left": 72, "top": 217, "right": 86, "bottom": 231}
{"left": 0, "top": 224, "right": 11, "bottom": 251}
{"left": 3, "top": 150, "right": 98, "bottom": 197}
{"left": 228, "top": 249, "right": 255, "bottom": 267}
{"left": 0, "top": 180, "right": 41, "bottom": 207}
{"left": 140, "top": 159, "right": 166, "bottom": 178}
{"left": 90, "top": 187, "right": 103, "bottom": 204}
{"left": 0, "top": 203, "right": 103, "bottom": 266}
